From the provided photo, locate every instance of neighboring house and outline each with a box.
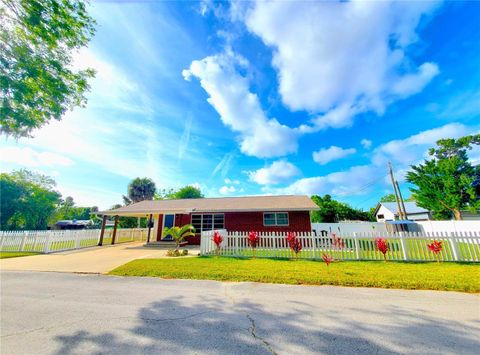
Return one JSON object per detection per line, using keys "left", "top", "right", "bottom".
{"left": 375, "top": 202, "right": 431, "bottom": 222}
{"left": 52, "top": 219, "right": 93, "bottom": 230}
{"left": 98, "top": 195, "right": 319, "bottom": 245}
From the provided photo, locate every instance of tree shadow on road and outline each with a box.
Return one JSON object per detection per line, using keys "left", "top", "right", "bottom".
{"left": 55, "top": 290, "right": 480, "bottom": 354}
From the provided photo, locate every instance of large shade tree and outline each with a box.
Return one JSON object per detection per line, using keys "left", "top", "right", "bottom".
{"left": 406, "top": 135, "right": 480, "bottom": 220}
{"left": 1, "top": 0, "right": 96, "bottom": 137}
{"left": 0, "top": 169, "right": 61, "bottom": 229}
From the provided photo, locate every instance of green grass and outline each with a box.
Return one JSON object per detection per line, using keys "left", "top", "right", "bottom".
{"left": 0, "top": 252, "right": 39, "bottom": 259}
{"left": 109, "top": 257, "right": 480, "bottom": 293}
{"left": 213, "top": 239, "right": 480, "bottom": 262}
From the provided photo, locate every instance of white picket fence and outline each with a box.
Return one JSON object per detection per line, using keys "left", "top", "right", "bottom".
{"left": 0, "top": 228, "right": 148, "bottom": 254}
{"left": 200, "top": 230, "right": 480, "bottom": 262}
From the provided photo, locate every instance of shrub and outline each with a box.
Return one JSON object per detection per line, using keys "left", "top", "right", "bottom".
{"left": 166, "top": 249, "right": 189, "bottom": 257}
{"left": 247, "top": 231, "right": 260, "bottom": 258}
{"left": 322, "top": 253, "right": 333, "bottom": 266}
{"left": 286, "top": 232, "right": 302, "bottom": 259}
{"left": 374, "top": 238, "right": 389, "bottom": 262}
{"left": 332, "top": 233, "right": 345, "bottom": 249}
{"left": 212, "top": 231, "right": 223, "bottom": 256}
{"left": 427, "top": 240, "right": 443, "bottom": 262}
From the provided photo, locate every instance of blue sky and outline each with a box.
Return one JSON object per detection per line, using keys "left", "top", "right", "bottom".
{"left": 1, "top": 0, "right": 479, "bottom": 210}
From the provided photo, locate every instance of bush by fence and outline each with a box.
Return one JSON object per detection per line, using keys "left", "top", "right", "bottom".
{"left": 0, "top": 228, "right": 148, "bottom": 253}
{"left": 200, "top": 230, "right": 480, "bottom": 262}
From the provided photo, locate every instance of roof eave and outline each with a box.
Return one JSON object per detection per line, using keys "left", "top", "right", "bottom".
{"left": 96, "top": 207, "right": 319, "bottom": 216}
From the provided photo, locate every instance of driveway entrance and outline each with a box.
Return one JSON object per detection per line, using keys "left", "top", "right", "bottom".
{"left": 0, "top": 242, "right": 199, "bottom": 273}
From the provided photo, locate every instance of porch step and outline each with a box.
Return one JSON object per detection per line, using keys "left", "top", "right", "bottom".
{"left": 144, "top": 241, "right": 187, "bottom": 248}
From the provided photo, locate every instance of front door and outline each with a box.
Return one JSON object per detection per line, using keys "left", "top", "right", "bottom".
{"left": 162, "top": 214, "right": 175, "bottom": 240}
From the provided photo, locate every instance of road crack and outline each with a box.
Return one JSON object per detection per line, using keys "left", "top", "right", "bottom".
{"left": 246, "top": 314, "right": 276, "bottom": 355}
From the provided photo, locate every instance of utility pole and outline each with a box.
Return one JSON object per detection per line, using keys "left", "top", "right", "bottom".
{"left": 396, "top": 180, "right": 409, "bottom": 221}
{"left": 388, "top": 162, "right": 404, "bottom": 220}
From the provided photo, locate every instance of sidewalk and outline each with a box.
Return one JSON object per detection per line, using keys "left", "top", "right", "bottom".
{"left": 0, "top": 242, "right": 200, "bottom": 273}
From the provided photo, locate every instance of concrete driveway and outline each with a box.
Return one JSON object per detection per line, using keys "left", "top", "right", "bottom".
{"left": 0, "top": 242, "right": 199, "bottom": 273}
{"left": 1, "top": 271, "right": 479, "bottom": 354}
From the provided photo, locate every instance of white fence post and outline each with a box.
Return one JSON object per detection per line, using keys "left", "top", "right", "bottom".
{"left": 20, "top": 232, "right": 28, "bottom": 251}
{"left": 311, "top": 232, "right": 317, "bottom": 259}
{"left": 44, "top": 231, "right": 52, "bottom": 253}
{"left": 449, "top": 232, "right": 459, "bottom": 261}
{"left": 399, "top": 232, "right": 408, "bottom": 261}
{"left": 354, "top": 233, "right": 360, "bottom": 260}
{"left": 75, "top": 231, "right": 81, "bottom": 249}
{"left": 0, "top": 232, "right": 5, "bottom": 252}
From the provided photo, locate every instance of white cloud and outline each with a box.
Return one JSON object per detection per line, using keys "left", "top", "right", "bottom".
{"left": 178, "top": 115, "right": 193, "bottom": 161}
{"left": 219, "top": 185, "right": 236, "bottom": 195}
{"left": 312, "top": 146, "right": 356, "bottom": 165}
{"left": 273, "top": 123, "right": 478, "bottom": 197}
{"left": 270, "top": 165, "right": 378, "bottom": 197}
{"left": 183, "top": 53, "right": 298, "bottom": 158}
{"left": 73, "top": 49, "right": 153, "bottom": 115}
{"left": 243, "top": 0, "right": 441, "bottom": 130}
{"left": 248, "top": 160, "right": 300, "bottom": 185}
{"left": 361, "top": 139, "right": 373, "bottom": 149}
{"left": 211, "top": 151, "right": 236, "bottom": 178}
{"left": 371, "top": 123, "right": 471, "bottom": 167}
{"left": 224, "top": 178, "right": 240, "bottom": 185}
{"left": 0, "top": 147, "right": 74, "bottom": 168}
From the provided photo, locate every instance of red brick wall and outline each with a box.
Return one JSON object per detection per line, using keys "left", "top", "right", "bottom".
{"left": 224, "top": 211, "right": 311, "bottom": 233}
{"left": 160, "top": 211, "right": 311, "bottom": 245}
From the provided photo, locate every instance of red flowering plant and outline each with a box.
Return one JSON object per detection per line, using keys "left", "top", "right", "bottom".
{"left": 247, "top": 231, "right": 260, "bottom": 258}
{"left": 286, "top": 232, "right": 302, "bottom": 259}
{"left": 212, "top": 231, "right": 223, "bottom": 257}
{"left": 374, "top": 238, "right": 389, "bottom": 262}
{"left": 427, "top": 240, "right": 443, "bottom": 262}
{"left": 332, "top": 233, "right": 345, "bottom": 249}
{"left": 322, "top": 253, "right": 333, "bottom": 266}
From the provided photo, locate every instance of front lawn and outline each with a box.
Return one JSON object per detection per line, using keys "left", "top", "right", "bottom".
{"left": 0, "top": 252, "right": 39, "bottom": 259}
{"left": 109, "top": 257, "right": 480, "bottom": 293}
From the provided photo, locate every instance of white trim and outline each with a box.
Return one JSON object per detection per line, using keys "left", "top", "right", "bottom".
{"left": 263, "top": 212, "right": 289, "bottom": 227}
{"left": 191, "top": 213, "right": 225, "bottom": 232}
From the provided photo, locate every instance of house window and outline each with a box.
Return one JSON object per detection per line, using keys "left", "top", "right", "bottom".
{"left": 377, "top": 214, "right": 385, "bottom": 219}
{"left": 263, "top": 212, "right": 289, "bottom": 226}
{"left": 191, "top": 214, "right": 224, "bottom": 232}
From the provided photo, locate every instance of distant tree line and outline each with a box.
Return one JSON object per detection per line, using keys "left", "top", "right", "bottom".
{"left": 0, "top": 171, "right": 205, "bottom": 231}
{"left": 0, "top": 169, "right": 99, "bottom": 230}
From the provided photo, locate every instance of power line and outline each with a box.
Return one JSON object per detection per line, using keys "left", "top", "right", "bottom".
{"left": 329, "top": 172, "right": 389, "bottom": 200}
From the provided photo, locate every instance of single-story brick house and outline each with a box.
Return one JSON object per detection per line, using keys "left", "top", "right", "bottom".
{"left": 98, "top": 195, "right": 319, "bottom": 245}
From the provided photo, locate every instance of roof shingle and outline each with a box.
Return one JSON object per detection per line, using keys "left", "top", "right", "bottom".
{"left": 99, "top": 195, "right": 319, "bottom": 216}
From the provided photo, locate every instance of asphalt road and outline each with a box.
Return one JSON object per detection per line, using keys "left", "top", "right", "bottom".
{"left": 1, "top": 271, "right": 479, "bottom": 355}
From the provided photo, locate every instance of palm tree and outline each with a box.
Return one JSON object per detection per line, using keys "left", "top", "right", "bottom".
{"left": 123, "top": 177, "right": 156, "bottom": 227}
{"left": 123, "top": 177, "right": 156, "bottom": 204}
{"left": 162, "top": 224, "right": 196, "bottom": 251}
